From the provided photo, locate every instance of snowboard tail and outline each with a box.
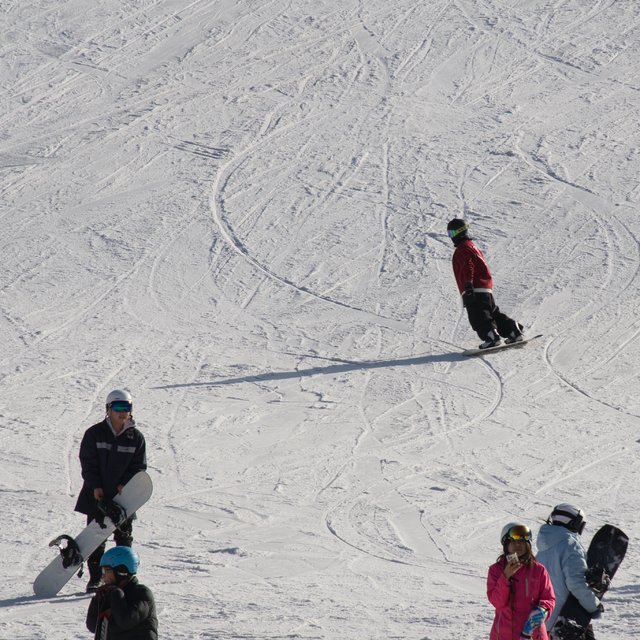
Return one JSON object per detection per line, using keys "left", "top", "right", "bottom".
{"left": 551, "top": 525, "right": 628, "bottom": 640}
{"left": 33, "top": 471, "right": 152, "bottom": 597}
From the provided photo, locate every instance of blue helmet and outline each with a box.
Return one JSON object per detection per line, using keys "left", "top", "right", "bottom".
{"left": 100, "top": 546, "right": 139, "bottom": 575}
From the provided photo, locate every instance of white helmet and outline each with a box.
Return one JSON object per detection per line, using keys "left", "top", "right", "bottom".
{"left": 105, "top": 389, "right": 133, "bottom": 409}
{"left": 548, "top": 504, "right": 586, "bottom": 534}
{"left": 500, "top": 522, "right": 532, "bottom": 546}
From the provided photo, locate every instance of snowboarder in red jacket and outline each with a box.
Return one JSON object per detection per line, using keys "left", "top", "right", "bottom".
{"left": 448, "top": 218, "right": 524, "bottom": 349}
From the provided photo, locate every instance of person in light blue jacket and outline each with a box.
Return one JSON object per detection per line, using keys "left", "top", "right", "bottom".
{"left": 536, "top": 504, "right": 602, "bottom": 639}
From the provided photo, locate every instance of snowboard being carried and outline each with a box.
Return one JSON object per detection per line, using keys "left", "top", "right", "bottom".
{"left": 551, "top": 524, "right": 628, "bottom": 640}
{"left": 33, "top": 471, "right": 153, "bottom": 597}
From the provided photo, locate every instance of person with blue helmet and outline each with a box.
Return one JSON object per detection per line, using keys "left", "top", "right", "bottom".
{"left": 75, "top": 389, "right": 148, "bottom": 591}
{"left": 86, "top": 546, "right": 158, "bottom": 639}
{"left": 536, "top": 504, "right": 602, "bottom": 640}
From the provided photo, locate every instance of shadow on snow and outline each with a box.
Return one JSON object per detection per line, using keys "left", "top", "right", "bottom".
{"left": 154, "top": 350, "right": 464, "bottom": 389}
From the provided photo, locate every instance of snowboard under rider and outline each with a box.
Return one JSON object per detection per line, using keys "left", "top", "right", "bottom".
{"left": 447, "top": 218, "right": 524, "bottom": 349}
{"left": 487, "top": 522, "right": 555, "bottom": 640}
{"left": 536, "top": 504, "right": 604, "bottom": 640}
{"left": 86, "top": 546, "right": 158, "bottom": 640}
{"left": 75, "top": 389, "right": 147, "bottom": 592}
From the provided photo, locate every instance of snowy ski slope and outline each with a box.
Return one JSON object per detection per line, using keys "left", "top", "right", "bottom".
{"left": 1, "top": 1, "right": 639, "bottom": 638}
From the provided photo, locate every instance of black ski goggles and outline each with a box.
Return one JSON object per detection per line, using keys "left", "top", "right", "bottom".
{"left": 505, "top": 525, "right": 532, "bottom": 542}
{"left": 109, "top": 401, "right": 132, "bottom": 412}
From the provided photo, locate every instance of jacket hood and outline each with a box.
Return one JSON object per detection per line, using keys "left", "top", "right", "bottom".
{"left": 106, "top": 416, "right": 137, "bottom": 436}
{"left": 537, "top": 522, "right": 578, "bottom": 553}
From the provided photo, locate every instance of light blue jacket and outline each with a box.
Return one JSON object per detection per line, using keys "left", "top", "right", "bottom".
{"left": 536, "top": 524, "right": 600, "bottom": 629}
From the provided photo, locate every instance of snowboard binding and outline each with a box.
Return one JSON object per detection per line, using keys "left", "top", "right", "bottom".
{"left": 550, "top": 618, "right": 585, "bottom": 640}
{"left": 585, "top": 564, "right": 611, "bottom": 596}
{"left": 551, "top": 617, "right": 587, "bottom": 640}
{"left": 49, "top": 535, "right": 83, "bottom": 569}
{"left": 96, "top": 499, "right": 128, "bottom": 529}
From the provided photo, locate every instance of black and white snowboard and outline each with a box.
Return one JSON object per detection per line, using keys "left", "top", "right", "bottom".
{"left": 551, "top": 524, "right": 628, "bottom": 640}
{"left": 462, "top": 333, "right": 542, "bottom": 357}
{"left": 33, "top": 471, "right": 153, "bottom": 597}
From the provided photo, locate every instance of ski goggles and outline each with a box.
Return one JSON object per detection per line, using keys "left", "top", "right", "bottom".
{"left": 447, "top": 224, "right": 468, "bottom": 238}
{"left": 505, "top": 525, "right": 532, "bottom": 542}
{"left": 109, "top": 401, "right": 132, "bottom": 412}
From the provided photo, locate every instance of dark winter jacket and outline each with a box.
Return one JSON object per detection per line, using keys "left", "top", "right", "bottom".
{"left": 451, "top": 238, "right": 494, "bottom": 294}
{"left": 86, "top": 576, "right": 158, "bottom": 640}
{"left": 75, "top": 419, "right": 147, "bottom": 519}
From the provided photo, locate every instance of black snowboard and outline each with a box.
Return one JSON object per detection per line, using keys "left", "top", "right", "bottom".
{"left": 551, "top": 524, "right": 628, "bottom": 640}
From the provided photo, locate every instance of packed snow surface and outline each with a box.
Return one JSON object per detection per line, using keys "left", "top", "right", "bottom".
{"left": 1, "top": 1, "right": 639, "bottom": 638}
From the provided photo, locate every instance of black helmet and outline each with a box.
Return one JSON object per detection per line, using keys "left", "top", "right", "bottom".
{"left": 447, "top": 218, "right": 469, "bottom": 245}
{"left": 547, "top": 504, "right": 586, "bottom": 535}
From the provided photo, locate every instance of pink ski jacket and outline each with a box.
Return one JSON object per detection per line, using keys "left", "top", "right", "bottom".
{"left": 487, "top": 558, "right": 555, "bottom": 640}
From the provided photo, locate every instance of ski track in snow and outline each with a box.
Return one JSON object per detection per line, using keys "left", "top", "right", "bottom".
{"left": 1, "top": 1, "right": 640, "bottom": 639}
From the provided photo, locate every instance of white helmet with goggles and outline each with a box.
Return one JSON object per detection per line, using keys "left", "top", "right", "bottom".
{"left": 501, "top": 522, "right": 532, "bottom": 546}
{"left": 106, "top": 389, "right": 133, "bottom": 413}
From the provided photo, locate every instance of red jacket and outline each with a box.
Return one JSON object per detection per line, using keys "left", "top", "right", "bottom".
{"left": 487, "top": 558, "right": 555, "bottom": 640}
{"left": 451, "top": 239, "right": 493, "bottom": 294}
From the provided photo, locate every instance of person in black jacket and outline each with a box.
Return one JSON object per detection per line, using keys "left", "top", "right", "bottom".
{"left": 86, "top": 546, "right": 158, "bottom": 640}
{"left": 75, "top": 389, "right": 147, "bottom": 591}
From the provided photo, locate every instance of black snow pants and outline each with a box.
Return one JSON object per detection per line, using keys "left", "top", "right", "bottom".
{"left": 465, "top": 292, "right": 519, "bottom": 341}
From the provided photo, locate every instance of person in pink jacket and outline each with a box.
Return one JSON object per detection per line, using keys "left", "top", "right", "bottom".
{"left": 487, "top": 523, "right": 556, "bottom": 640}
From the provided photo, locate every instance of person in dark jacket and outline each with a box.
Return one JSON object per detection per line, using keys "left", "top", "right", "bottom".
{"left": 75, "top": 389, "right": 147, "bottom": 591}
{"left": 86, "top": 546, "right": 158, "bottom": 640}
{"left": 447, "top": 218, "right": 524, "bottom": 349}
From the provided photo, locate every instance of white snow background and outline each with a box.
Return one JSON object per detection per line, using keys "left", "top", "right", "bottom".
{"left": 1, "top": 1, "right": 639, "bottom": 638}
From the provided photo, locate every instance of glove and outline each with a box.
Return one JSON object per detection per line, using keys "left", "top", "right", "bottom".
{"left": 591, "top": 603, "right": 604, "bottom": 619}
{"left": 528, "top": 607, "right": 548, "bottom": 627}
{"left": 95, "top": 584, "right": 117, "bottom": 599}
{"left": 462, "top": 282, "right": 475, "bottom": 307}
{"left": 520, "top": 607, "right": 548, "bottom": 639}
